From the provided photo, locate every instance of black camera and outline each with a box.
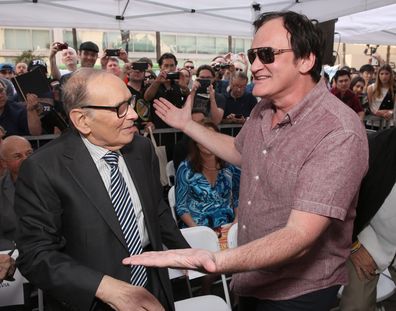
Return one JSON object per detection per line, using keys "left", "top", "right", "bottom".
{"left": 132, "top": 62, "right": 148, "bottom": 71}
{"left": 106, "top": 49, "right": 121, "bottom": 57}
{"left": 196, "top": 79, "right": 211, "bottom": 94}
{"left": 166, "top": 72, "right": 180, "bottom": 80}
{"left": 220, "top": 63, "right": 230, "bottom": 69}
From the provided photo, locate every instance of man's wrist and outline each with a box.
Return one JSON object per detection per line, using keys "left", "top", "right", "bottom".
{"left": 351, "top": 240, "right": 361, "bottom": 254}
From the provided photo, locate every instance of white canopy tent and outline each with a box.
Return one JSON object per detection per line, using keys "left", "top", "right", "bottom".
{"left": 0, "top": 0, "right": 395, "bottom": 38}
{"left": 335, "top": 3, "right": 396, "bottom": 45}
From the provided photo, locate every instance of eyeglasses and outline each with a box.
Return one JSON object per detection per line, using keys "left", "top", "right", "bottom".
{"left": 247, "top": 47, "right": 293, "bottom": 65}
{"left": 82, "top": 96, "right": 136, "bottom": 118}
{"left": 185, "top": 66, "right": 194, "bottom": 70}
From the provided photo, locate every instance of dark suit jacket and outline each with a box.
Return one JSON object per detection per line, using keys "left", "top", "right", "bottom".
{"left": 0, "top": 171, "right": 18, "bottom": 241}
{"left": 352, "top": 127, "right": 396, "bottom": 241}
{"left": 15, "top": 129, "right": 189, "bottom": 311}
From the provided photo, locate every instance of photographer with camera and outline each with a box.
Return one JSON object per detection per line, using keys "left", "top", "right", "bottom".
{"left": 101, "top": 48, "right": 129, "bottom": 78}
{"left": 223, "top": 72, "right": 257, "bottom": 125}
{"left": 49, "top": 41, "right": 78, "bottom": 81}
{"left": 191, "top": 65, "right": 225, "bottom": 125}
{"left": 125, "top": 61, "right": 154, "bottom": 132}
{"left": 144, "top": 53, "right": 186, "bottom": 129}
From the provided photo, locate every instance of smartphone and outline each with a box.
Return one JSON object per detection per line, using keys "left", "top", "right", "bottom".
{"left": 57, "top": 42, "right": 68, "bottom": 50}
{"left": 106, "top": 49, "right": 121, "bottom": 57}
{"left": 166, "top": 72, "right": 180, "bottom": 80}
{"left": 132, "top": 62, "right": 148, "bottom": 71}
{"left": 196, "top": 79, "right": 211, "bottom": 93}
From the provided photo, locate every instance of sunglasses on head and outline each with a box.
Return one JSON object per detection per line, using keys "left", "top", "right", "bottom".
{"left": 247, "top": 47, "right": 293, "bottom": 65}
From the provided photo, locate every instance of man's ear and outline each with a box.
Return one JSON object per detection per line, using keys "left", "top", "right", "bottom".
{"left": 69, "top": 109, "right": 91, "bottom": 135}
{"left": 299, "top": 53, "right": 316, "bottom": 75}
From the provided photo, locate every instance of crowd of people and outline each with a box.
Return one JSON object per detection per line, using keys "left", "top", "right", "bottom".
{"left": 0, "top": 8, "right": 395, "bottom": 311}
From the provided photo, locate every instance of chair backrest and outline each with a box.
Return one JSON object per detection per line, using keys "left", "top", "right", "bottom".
{"left": 175, "top": 295, "right": 231, "bottom": 311}
{"left": 227, "top": 223, "right": 238, "bottom": 249}
{"left": 166, "top": 160, "right": 175, "bottom": 186}
{"left": 180, "top": 226, "right": 231, "bottom": 307}
{"left": 167, "top": 185, "right": 177, "bottom": 222}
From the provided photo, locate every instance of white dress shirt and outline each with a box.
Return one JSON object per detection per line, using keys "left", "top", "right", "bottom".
{"left": 81, "top": 135, "right": 149, "bottom": 247}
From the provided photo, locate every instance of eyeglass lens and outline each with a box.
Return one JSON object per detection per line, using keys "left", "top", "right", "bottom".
{"left": 248, "top": 47, "right": 274, "bottom": 65}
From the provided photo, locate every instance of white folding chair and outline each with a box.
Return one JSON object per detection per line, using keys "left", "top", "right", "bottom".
{"left": 179, "top": 226, "right": 231, "bottom": 308}
{"left": 377, "top": 269, "right": 396, "bottom": 303}
{"left": 167, "top": 185, "right": 177, "bottom": 222}
{"left": 166, "top": 160, "right": 175, "bottom": 186}
{"left": 227, "top": 223, "right": 238, "bottom": 249}
{"left": 175, "top": 295, "right": 230, "bottom": 311}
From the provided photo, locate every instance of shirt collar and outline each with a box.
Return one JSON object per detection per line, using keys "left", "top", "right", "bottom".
{"left": 80, "top": 134, "right": 121, "bottom": 164}
{"left": 257, "top": 78, "right": 327, "bottom": 128}
{"left": 281, "top": 78, "right": 328, "bottom": 126}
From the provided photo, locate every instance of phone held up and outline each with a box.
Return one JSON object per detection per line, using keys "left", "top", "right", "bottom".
{"left": 106, "top": 49, "right": 121, "bottom": 57}
{"left": 132, "top": 62, "right": 149, "bottom": 71}
{"left": 166, "top": 72, "right": 180, "bottom": 80}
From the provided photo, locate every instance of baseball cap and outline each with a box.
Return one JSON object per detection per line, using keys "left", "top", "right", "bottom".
{"left": 137, "top": 57, "right": 153, "bottom": 67}
{"left": 0, "top": 63, "right": 15, "bottom": 72}
{"left": 79, "top": 41, "right": 99, "bottom": 53}
{"left": 28, "top": 59, "right": 48, "bottom": 73}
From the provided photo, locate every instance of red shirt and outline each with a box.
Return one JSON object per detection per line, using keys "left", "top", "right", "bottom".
{"left": 231, "top": 79, "right": 368, "bottom": 300}
{"left": 331, "top": 87, "right": 364, "bottom": 114}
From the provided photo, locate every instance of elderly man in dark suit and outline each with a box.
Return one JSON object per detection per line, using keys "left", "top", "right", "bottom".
{"left": 15, "top": 68, "right": 189, "bottom": 311}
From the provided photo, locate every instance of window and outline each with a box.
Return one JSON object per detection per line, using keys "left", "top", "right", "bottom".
{"left": 132, "top": 33, "right": 155, "bottom": 52}
{"left": 215, "top": 37, "right": 228, "bottom": 54}
{"left": 197, "top": 36, "right": 216, "bottom": 54}
{"left": 3, "top": 29, "right": 51, "bottom": 50}
{"left": 232, "top": 38, "right": 251, "bottom": 53}
{"left": 162, "top": 34, "right": 176, "bottom": 53}
{"left": 177, "top": 35, "right": 196, "bottom": 54}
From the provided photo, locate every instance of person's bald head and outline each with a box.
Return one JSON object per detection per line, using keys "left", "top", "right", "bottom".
{"left": 0, "top": 136, "right": 33, "bottom": 182}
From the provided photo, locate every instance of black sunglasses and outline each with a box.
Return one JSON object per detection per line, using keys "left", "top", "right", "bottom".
{"left": 247, "top": 47, "right": 293, "bottom": 65}
{"left": 82, "top": 96, "right": 136, "bottom": 118}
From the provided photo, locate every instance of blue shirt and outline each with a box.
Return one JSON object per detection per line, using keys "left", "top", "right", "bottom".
{"left": 224, "top": 91, "right": 257, "bottom": 118}
{"left": 0, "top": 101, "right": 30, "bottom": 136}
{"left": 175, "top": 160, "right": 241, "bottom": 228}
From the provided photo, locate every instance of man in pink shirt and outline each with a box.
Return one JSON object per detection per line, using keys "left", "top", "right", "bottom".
{"left": 125, "top": 11, "right": 368, "bottom": 311}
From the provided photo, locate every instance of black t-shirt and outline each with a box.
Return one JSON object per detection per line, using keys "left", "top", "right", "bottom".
{"left": 152, "top": 82, "right": 186, "bottom": 129}
{"left": 192, "top": 92, "right": 225, "bottom": 117}
{"left": 127, "top": 84, "right": 150, "bottom": 130}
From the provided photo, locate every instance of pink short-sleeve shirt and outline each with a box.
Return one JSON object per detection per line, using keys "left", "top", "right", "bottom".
{"left": 231, "top": 79, "right": 368, "bottom": 300}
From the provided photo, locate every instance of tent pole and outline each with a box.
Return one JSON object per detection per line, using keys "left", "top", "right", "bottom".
{"left": 228, "top": 35, "right": 232, "bottom": 53}
{"left": 156, "top": 31, "right": 161, "bottom": 61}
{"left": 72, "top": 28, "right": 78, "bottom": 51}
{"left": 386, "top": 45, "right": 390, "bottom": 64}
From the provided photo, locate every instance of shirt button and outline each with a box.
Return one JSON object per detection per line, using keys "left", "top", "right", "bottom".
{"left": 254, "top": 175, "right": 259, "bottom": 180}
{"left": 247, "top": 200, "right": 251, "bottom": 205}
{"left": 262, "top": 149, "right": 267, "bottom": 155}
{"left": 242, "top": 225, "right": 247, "bottom": 230}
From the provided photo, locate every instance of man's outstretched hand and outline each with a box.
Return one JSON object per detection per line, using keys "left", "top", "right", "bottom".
{"left": 153, "top": 94, "right": 194, "bottom": 131}
{"left": 123, "top": 248, "right": 219, "bottom": 274}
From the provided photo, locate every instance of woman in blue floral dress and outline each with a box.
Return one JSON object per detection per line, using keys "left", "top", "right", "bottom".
{"left": 175, "top": 120, "right": 240, "bottom": 229}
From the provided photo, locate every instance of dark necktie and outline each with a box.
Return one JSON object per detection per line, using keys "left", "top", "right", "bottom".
{"left": 103, "top": 151, "right": 147, "bottom": 286}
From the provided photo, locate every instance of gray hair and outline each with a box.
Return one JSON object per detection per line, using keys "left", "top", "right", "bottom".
{"left": 62, "top": 68, "right": 104, "bottom": 115}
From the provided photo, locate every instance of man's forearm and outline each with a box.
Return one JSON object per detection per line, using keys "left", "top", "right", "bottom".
{"left": 214, "top": 211, "right": 331, "bottom": 274}
{"left": 183, "top": 120, "right": 241, "bottom": 166}
{"left": 214, "top": 226, "right": 308, "bottom": 273}
{"left": 49, "top": 56, "right": 61, "bottom": 81}
{"left": 27, "top": 110, "right": 42, "bottom": 135}
{"left": 144, "top": 82, "right": 161, "bottom": 101}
